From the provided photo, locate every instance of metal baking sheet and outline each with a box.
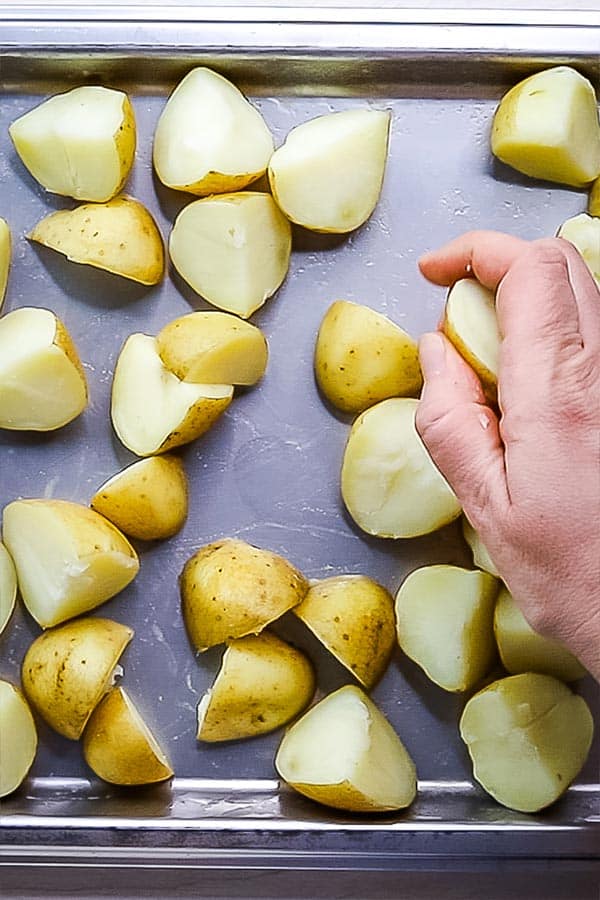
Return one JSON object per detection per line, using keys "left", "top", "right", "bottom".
{"left": 0, "top": 6, "right": 599, "bottom": 870}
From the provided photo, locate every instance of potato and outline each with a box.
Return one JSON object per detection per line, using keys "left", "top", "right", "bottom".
{"left": 0, "top": 681, "right": 37, "bottom": 798}
{"left": 90, "top": 455, "right": 188, "bottom": 541}
{"left": 341, "top": 397, "right": 461, "bottom": 538}
{"left": 460, "top": 673, "right": 594, "bottom": 812}
{"left": 0, "top": 541, "right": 17, "bottom": 637}
{"left": 156, "top": 311, "right": 268, "bottom": 386}
{"left": 491, "top": 66, "right": 600, "bottom": 187}
{"left": 314, "top": 301, "right": 422, "bottom": 414}
{"left": 169, "top": 192, "right": 291, "bottom": 319}
{"left": 442, "top": 278, "right": 500, "bottom": 403}
{"left": 181, "top": 538, "right": 309, "bottom": 652}
{"left": 111, "top": 333, "right": 233, "bottom": 457}
{"left": 589, "top": 176, "right": 600, "bottom": 216}
{"left": 153, "top": 67, "right": 273, "bottom": 196}
{"left": 395, "top": 565, "right": 499, "bottom": 692}
{"left": 9, "top": 85, "right": 136, "bottom": 202}
{"left": 293, "top": 575, "right": 395, "bottom": 689}
{"left": 0, "top": 217, "right": 11, "bottom": 310}
{"left": 557, "top": 213, "right": 600, "bottom": 285}
{"left": 3, "top": 499, "right": 139, "bottom": 628}
{"left": 462, "top": 517, "right": 501, "bottom": 578}
{"left": 29, "top": 196, "right": 164, "bottom": 286}
{"left": 21, "top": 617, "right": 133, "bottom": 739}
{"left": 0, "top": 307, "right": 88, "bottom": 431}
{"left": 494, "top": 586, "right": 586, "bottom": 682}
{"left": 268, "top": 109, "right": 391, "bottom": 233}
{"left": 275, "top": 684, "right": 417, "bottom": 812}
{"left": 197, "top": 632, "right": 315, "bottom": 742}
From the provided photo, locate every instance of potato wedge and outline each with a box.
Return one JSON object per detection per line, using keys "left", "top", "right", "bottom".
{"left": 153, "top": 67, "right": 273, "bottom": 196}
{"left": 557, "top": 213, "right": 600, "bottom": 285}
{"left": 293, "top": 575, "right": 395, "bottom": 689}
{"left": 157, "top": 311, "right": 268, "bottom": 385}
{"left": 0, "top": 217, "right": 11, "bottom": 310}
{"left": 3, "top": 499, "right": 139, "bottom": 628}
{"left": 22, "top": 617, "right": 133, "bottom": 739}
{"left": 589, "top": 177, "right": 600, "bottom": 216}
{"left": 181, "top": 539, "right": 309, "bottom": 652}
{"left": 197, "top": 632, "right": 315, "bottom": 742}
{"left": 91, "top": 455, "right": 188, "bottom": 541}
{"left": 0, "top": 307, "right": 88, "bottom": 431}
{"left": 442, "top": 278, "right": 500, "bottom": 402}
{"left": 491, "top": 66, "right": 600, "bottom": 187}
{"left": 29, "top": 196, "right": 164, "bottom": 286}
{"left": 9, "top": 85, "right": 136, "bottom": 202}
{"left": 0, "top": 681, "right": 37, "bottom": 798}
{"left": 0, "top": 541, "right": 17, "bottom": 637}
{"left": 275, "top": 684, "right": 417, "bottom": 812}
{"left": 268, "top": 109, "right": 391, "bottom": 233}
{"left": 111, "top": 333, "right": 233, "bottom": 457}
{"left": 462, "top": 517, "right": 501, "bottom": 579}
{"left": 314, "top": 301, "right": 422, "bottom": 414}
{"left": 341, "top": 397, "right": 461, "bottom": 538}
{"left": 460, "top": 673, "right": 594, "bottom": 812}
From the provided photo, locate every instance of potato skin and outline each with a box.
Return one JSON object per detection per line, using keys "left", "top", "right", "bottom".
{"left": 589, "top": 177, "right": 600, "bottom": 216}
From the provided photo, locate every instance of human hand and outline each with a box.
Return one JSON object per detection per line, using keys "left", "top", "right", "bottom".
{"left": 416, "top": 230, "right": 600, "bottom": 680}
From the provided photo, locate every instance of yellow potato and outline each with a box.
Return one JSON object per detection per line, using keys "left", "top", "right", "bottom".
{"left": 181, "top": 538, "right": 309, "bottom": 652}
{"left": 589, "top": 176, "right": 600, "bottom": 215}
{"left": 461, "top": 517, "right": 501, "bottom": 579}
{"left": 21, "top": 617, "right": 133, "bottom": 739}
{"left": 557, "top": 213, "right": 600, "bottom": 285}
{"left": 0, "top": 217, "right": 11, "bottom": 310}
{"left": 0, "top": 681, "right": 37, "bottom": 798}
{"left": 0, "top": 540, "right": 17, "bottom": 637}
{"left": 294, "top": 575, "right": 395, "bottom": 689}
{"left": 442, "top": 278, "right": 500, "bottom": 403}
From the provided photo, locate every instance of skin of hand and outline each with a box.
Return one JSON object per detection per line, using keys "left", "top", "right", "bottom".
{"left": 416, "top": 230, "right": 600, "bottom": 681}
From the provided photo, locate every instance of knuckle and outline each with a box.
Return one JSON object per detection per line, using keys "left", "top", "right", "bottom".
{"left": 528, "top": 237, "right": 569, "bottom": 270}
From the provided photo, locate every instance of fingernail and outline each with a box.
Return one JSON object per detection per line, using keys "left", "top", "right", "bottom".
{"left": 419, "top": 332, "right": 447, "bottom": 377}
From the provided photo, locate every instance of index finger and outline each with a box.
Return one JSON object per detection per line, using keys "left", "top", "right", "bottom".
{"left": 418, "top": 230, "right": 529, "bottom": 289}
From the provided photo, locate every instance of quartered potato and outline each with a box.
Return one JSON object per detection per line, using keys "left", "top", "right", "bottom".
{"left": 157, "top": 311, "right": 268, "bottom": 385}
{"left": 3, "top": 499, "right": 139, "bottom": 628}
{"left": 0, "top": 217, "right": 11, "bottom": 310}
{"left": 589, "top": 177, "right": 600, "bottom": 215}
{"left": 111, "top": 333, "right": 233, "bottom": 456}
{"left": 153, "top": 67, "right": 273, "bottom": 196}
{"left": 442, "top": 278, "right": 500, "bottom": 402}
{"left": 314, "top": 300, "right": 422, "bottom": 414}
{"left": 181, "top": 539, "right": 309, "bottom": 652}
{"left": 9, "top": 85, "right": 136, "bottom": 201}
{"left": 557, "top": 213, "right": 600, "bottom": 285}
{"left": 83, "top": 686, "right": 173, "bottom": 786}
{"left": 341, "top": 397, "right": 461, "bottom": 538}
{"left": 395, "top": 565, "right": 499, "bottom": 692}
{"left": 197, "top": 632, "right": 315, "bottom": 742}
{"left": 91, "top": 455, "right": 188, "bottom": 541}
{"left": 0, "top": 307, "right": 88, "bottom": 431}
{"left": 0, "top": 541, "right": 17, "bottom": 637}
{"left": 21, "top": 617, "right": 133, "bottom": 739}
{"left": 268, "top": 108, "right": 391, "bottom": 233}
{"left": 294, "top": 575, "right": 395, "bottom": 689}
{"left": 462, "top": 517, "right": 501, "bottom": 579}
{"left": 460, "top": 673, "right": 594, "bottom": 812}
{"left": 169, "top": 192, "right": 292, "bottom": 319}
{"left": 29, "top": 196, "right": 164, "bottom": 286}
{"left": 491, "top": 66, "right": 600, "bottom": 187}
{"left": 275, "top": 685, "right": 417, "bottom": 813}
{"left": 0, "top": 681, "right": 37, "bottom": 798}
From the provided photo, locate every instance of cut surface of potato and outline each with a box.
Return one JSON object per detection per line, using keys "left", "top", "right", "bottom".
{"left": 314, "top": 300, "right": 422, "bottom": 414}
{"left": 494, "top": 586, "right": 586, "bottom": 682}
{"left": 341, "top": 397, "right": 461, "bottom": 538}
{"left": 589, "top": 177, "right": 600, "bottom": 216}
{"left": 460, "top": 673, "right": 594, "bottom": 812}
{"left": 491, "top": 66, "right": 600, "bottom": 187}
{"left": 111, "top": 333, "right": 233, "bottom": 456}
{"left": 462, "top": 517, "right": 500, "bottom": 579}
{"left": 83, "top": 686, "right": 173, "bottom": 785}
{"left": 395, "top": 565, "right": 499, "bottom": 692}
{"left": 443, "top": 278, "right": 500, "bottom": 402}
{"left": 268, "top": 108, "right": 391, "bottom": 233}
{"left": 153, "top": 67, "right": 273, "bottom": 195}
{"left": 557, "top": 213, "right": 600, "bottom": 284}
{"left": 157, "top": 311, "right": 268, "bottom": 385}
{"left": 197, "top": 632, "right": 315, "bottom": 742}
{"left": 0, "top": 681, "right": 37, "bottom": 798}
{"left": 0, "top": 217, "right": 11, "bottom": 310}
{"left": 0, "top": 540, "right": 17, "bottom": 637}
{"left": 181, "top": 539, "right": 309, "bottom": 652}
{"left": 294, "top": 575, "right": 395, "bottom": 689}
{"left": 275, "top": 684, "right": 417, "bottom": 812}
{"left": 91, "top": 455, "right": 188, "bottom": 541}
{"left": 22, "top": 617, "right": 133, "bottom": 739}
{"left": 0, "top": 307, "right": 88, "bottom": 431}
{"left": 3, "top": 499, "right": 139, "bottom": 628}
{"left": 29, "top": 196, "right": 164, "bottom": 286}
{"left": 10, "top": 85, "right": 136, "bottom": 201}
{"left": 169, "top": 192, "right": 291, "bottom": 319}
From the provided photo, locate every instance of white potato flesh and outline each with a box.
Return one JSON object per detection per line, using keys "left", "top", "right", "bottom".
{"left": 153, "top": 67, "right": 273, "bottom": 195}
{"left": 9, "top": 86, "right": 136, "bottom": 201}
{"left": 341, "top": 397, "right": 461, "bottom": 538}
{"left": 0, "top": 217, "right": 11, "bottom": 310}
{"left": 111, "top": 333, "right": 233, "bottom": 456}
{"left": 462, "top": 517, "right": 501, "bottom": 579}
{"left": 268, "top": 108, "right": 391, "bottom": 233}
{"left": 169, "top": 192, "right": 291, "bottom": 319}
{"left": 0, "top": 541, "right": 17, "bottom": 637}
{"left": 558, "top": 213, "right": 600, "bottom": 285}
{"left": 0, "top": 681, "right": 37, "bottom": 798}
{"left": 0, "top": 307, "right": 88, "bottom": 431}
{"left": 443, "top": 278, "right": 500, "bottom": 401}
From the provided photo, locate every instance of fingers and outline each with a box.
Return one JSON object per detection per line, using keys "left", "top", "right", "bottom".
{"left": 418, "top": 230, "right": 529, "bottom": 289}
{"left": 560, "top": 238, "right": 600, "bottom": 353}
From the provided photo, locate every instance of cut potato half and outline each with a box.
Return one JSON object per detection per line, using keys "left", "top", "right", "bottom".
{"left": 341, "top": 397, "right": 461, "bottom": 538}
{"left": 0, "top": 681, "right": 37, "bottom": 798}
{"left": 462, "top": 517, "right": 501, "bottom": 579}
{"left": 275, "top": 684, "right": 417, "bottom": 813}
{"left": 589, "top": 177, "right": 600, "bottom": 216}
{"left": 0, "top": 541, "right": 17, "bottom": 637}
{"left": 442, "top": 278, "right": 500, "bottom": 402}
{"left": 557, "top": 213, "right": 600, "bottom": 285}
{"left": 0, "top": 217, "right": 11, "bottom": 310}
